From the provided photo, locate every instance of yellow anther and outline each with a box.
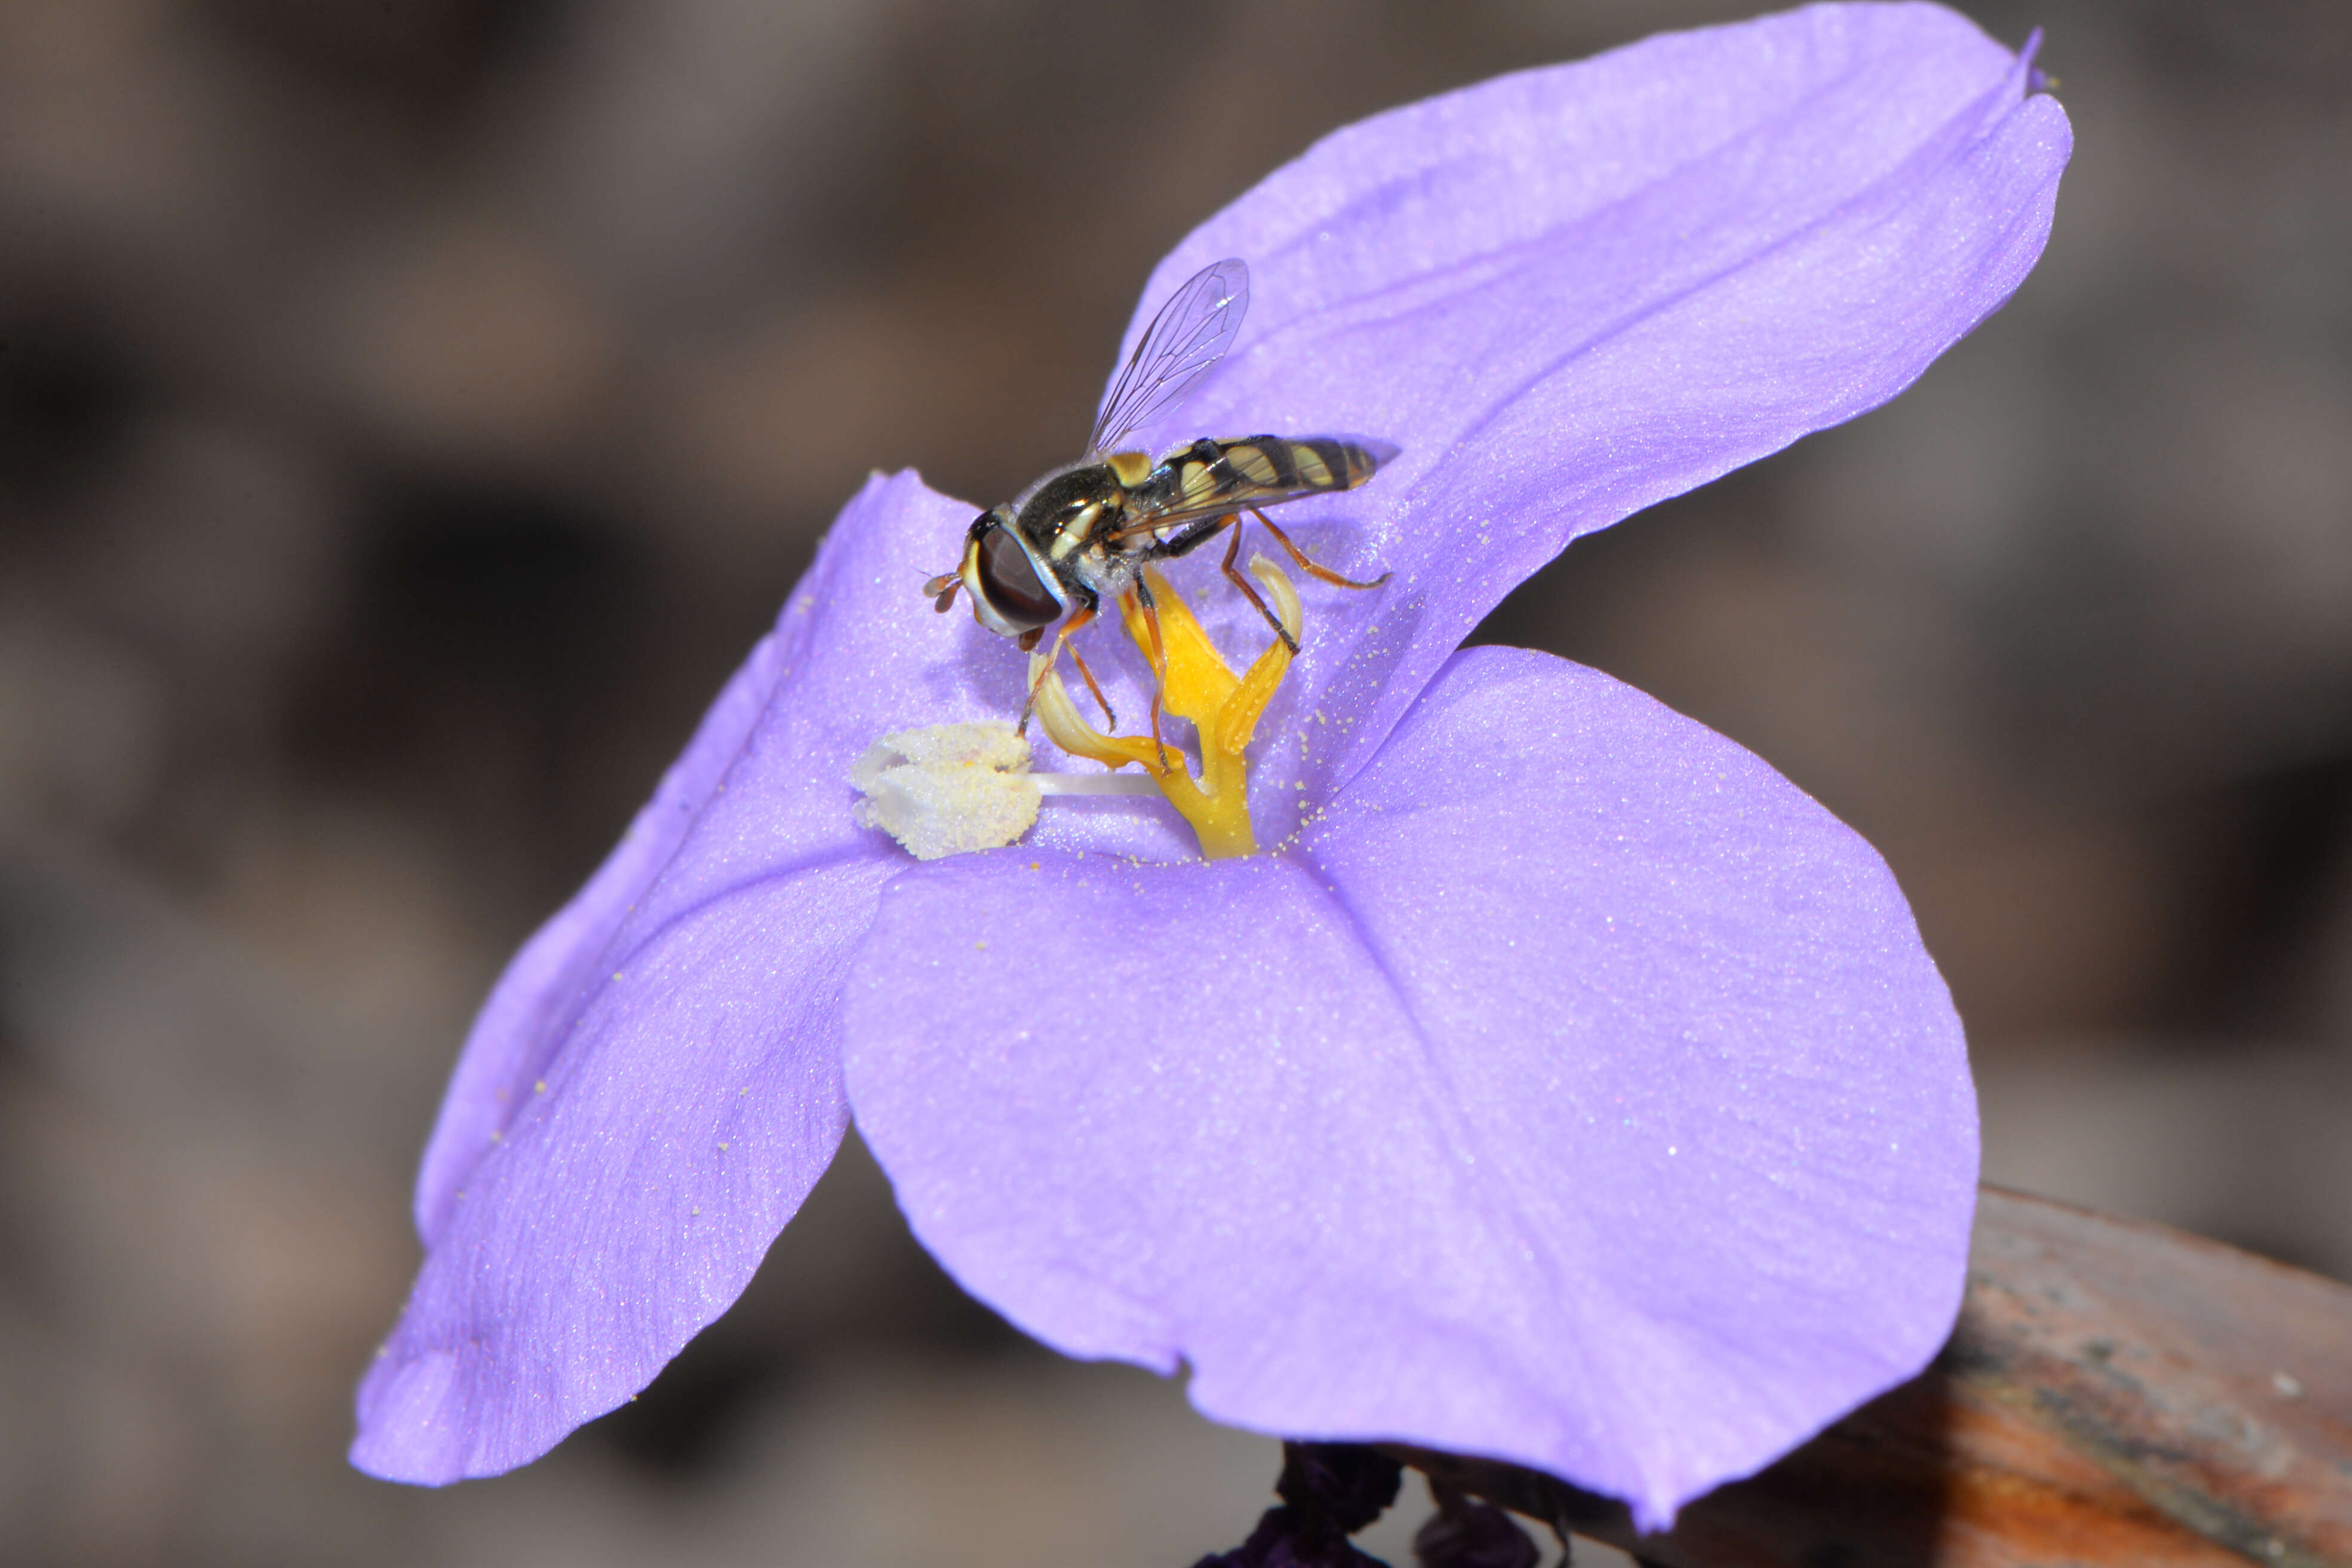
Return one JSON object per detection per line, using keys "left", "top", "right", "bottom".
{"left": 1031, "top": 557, "right": 1301, "bottom": 860}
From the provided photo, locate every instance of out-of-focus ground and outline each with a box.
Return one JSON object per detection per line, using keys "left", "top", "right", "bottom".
{"left": 0, "top": 0, "right": 2345, "bottom": 1563}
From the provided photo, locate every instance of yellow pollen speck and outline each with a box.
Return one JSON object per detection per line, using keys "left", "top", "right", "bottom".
{"left": 534, "top": 1080, "right": 546, "bottom": 1094}
{"left": 1031, "top": 556, "right": 1301, "bottom": 860}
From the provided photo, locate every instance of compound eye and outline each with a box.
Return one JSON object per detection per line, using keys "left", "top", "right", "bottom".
{"left": 975, "top": 525, "right": 1061, "bottom": 632}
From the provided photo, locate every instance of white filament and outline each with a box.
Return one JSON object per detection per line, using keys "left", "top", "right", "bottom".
{"left": 1033, "top": 771, "right": 1159, "bottom": 795}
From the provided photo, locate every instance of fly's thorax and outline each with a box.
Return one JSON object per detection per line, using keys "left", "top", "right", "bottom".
{"left": 1013, "top": 464, "right": 1129, "bottom": 568}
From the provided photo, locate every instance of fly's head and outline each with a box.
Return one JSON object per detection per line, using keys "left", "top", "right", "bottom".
{"left": 924, "top": 506, "right": 1067, "bottom": 644}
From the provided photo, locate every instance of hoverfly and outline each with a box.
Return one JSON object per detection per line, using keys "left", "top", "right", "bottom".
{"left": 924, "top": 258, "right": 1392, "bottom": 737}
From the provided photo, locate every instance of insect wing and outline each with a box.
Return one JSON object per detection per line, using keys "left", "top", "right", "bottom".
{"left": 1086, "top": 258, "right": 1248, "bottom": 458}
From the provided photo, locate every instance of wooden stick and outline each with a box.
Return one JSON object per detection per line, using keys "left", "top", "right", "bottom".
{"left": 1389, "top": 1187, "right": 2352, "bottom": 1567}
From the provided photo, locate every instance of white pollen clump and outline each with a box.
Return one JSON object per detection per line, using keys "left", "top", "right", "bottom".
{"left": 850, "top": 721, "right": 1040, "bottom": 859}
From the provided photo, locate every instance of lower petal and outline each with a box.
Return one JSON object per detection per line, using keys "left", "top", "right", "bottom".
{"left": 355, "top": 468, "right": 990, "bottom": 1481}
{"left": 352, "top": 859, "right": 885, "bottom": 1483}
{"left": 840, "top": 648, "right": 1971, "bottom": 1529}
{"left": 1301, "top": 647, "right": 1977, "bottom": 1522}
{"left": 411, "top": 470, "right": 984, "bottom": 1244}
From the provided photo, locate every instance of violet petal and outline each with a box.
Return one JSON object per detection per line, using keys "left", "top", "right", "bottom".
{"left": 1109, "top": 4, "right": 2070, "bottom": 819}
{"left": 842, "top": 648, "right": 1971, "bottom": 1527}
{"left": 354, "top": 471, "right": 990, "bottom": 1481}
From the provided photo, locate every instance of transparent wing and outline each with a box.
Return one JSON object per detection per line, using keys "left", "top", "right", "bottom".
{"left": 1086, "top": 258, "right": 1249, "bottom": 457}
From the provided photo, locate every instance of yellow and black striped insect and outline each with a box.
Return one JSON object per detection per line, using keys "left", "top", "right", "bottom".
{"left": 924, "top": 258, "right": 1392, "bottom": 731}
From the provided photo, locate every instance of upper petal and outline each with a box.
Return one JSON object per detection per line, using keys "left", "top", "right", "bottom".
{"left": 357, "top": 470, "right": 996, "bottom": 1482}
{"left": 840, "top": 646, "right": 1971, "bottom": 1528}
{"left": 1111, "top": 3, "right": 2071, "bottom": 816}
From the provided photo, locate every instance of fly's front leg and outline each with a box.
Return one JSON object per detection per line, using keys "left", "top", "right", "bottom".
{"left": 1251, "top": 507, "right": 1391, "bottom": 590}
{"left": 1217, "top": 513, "right": 1300, "bottom": 653}
{"left": 1066, "top": 641, "right": 1116, "bottom": 728}
{"left": 1123, "top": 580, "right": 1174, "bottom": 772}
{"left": 1019, "top": 603, "right": 1099, "bottom": 735}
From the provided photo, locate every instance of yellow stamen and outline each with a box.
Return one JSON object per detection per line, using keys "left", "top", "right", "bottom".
{"left": 1031, "top": 556, "right": 1301, "bottom": 860}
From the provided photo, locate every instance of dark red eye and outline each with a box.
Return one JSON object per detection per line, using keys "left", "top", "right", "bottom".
{"left": 976, "top": 525, "right": 1061, "bottom": 631}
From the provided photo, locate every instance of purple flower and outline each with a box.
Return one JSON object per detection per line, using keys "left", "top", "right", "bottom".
{"left": 353, "top": 3, "right": 2071, "bottom": 1530}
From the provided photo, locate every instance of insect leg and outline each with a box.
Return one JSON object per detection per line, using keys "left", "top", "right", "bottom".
{"left": 1218, "top": 514, "right": 1300, "bottom": 654}
{"left": 1251, "top": 507, "right": 1391, "bottom": 590}
{"left": 1018, "top": 604, "right": 1099, "bottom": 736}
{"left": 1066, "top": 640, "right": 1117, "bottom": 728}
{"left": 1123, "top": 580, "right": 1174, "bottom": 772}
{"left": 1131, "top": 513, "right": 1230, "bottom": 558}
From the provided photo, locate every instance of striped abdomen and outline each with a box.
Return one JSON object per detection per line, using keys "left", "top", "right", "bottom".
{"left": 1133, "top": 435, "right": 1385, "bottom": 525}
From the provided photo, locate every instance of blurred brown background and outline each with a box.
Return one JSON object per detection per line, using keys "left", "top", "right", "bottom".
{"left": 0, "top": 0, "right": 2346, "bottom": 1563}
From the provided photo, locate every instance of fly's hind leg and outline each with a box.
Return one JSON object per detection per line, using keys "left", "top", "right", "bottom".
{"left": 1216, "top": 514, "right": 1301, "bottom": 654}
{"left": 1018, "top": 603, "right": 1100, "bottom": 736}
{"left": 1250, "top": 507, "right": 1391, "bottom": 591}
